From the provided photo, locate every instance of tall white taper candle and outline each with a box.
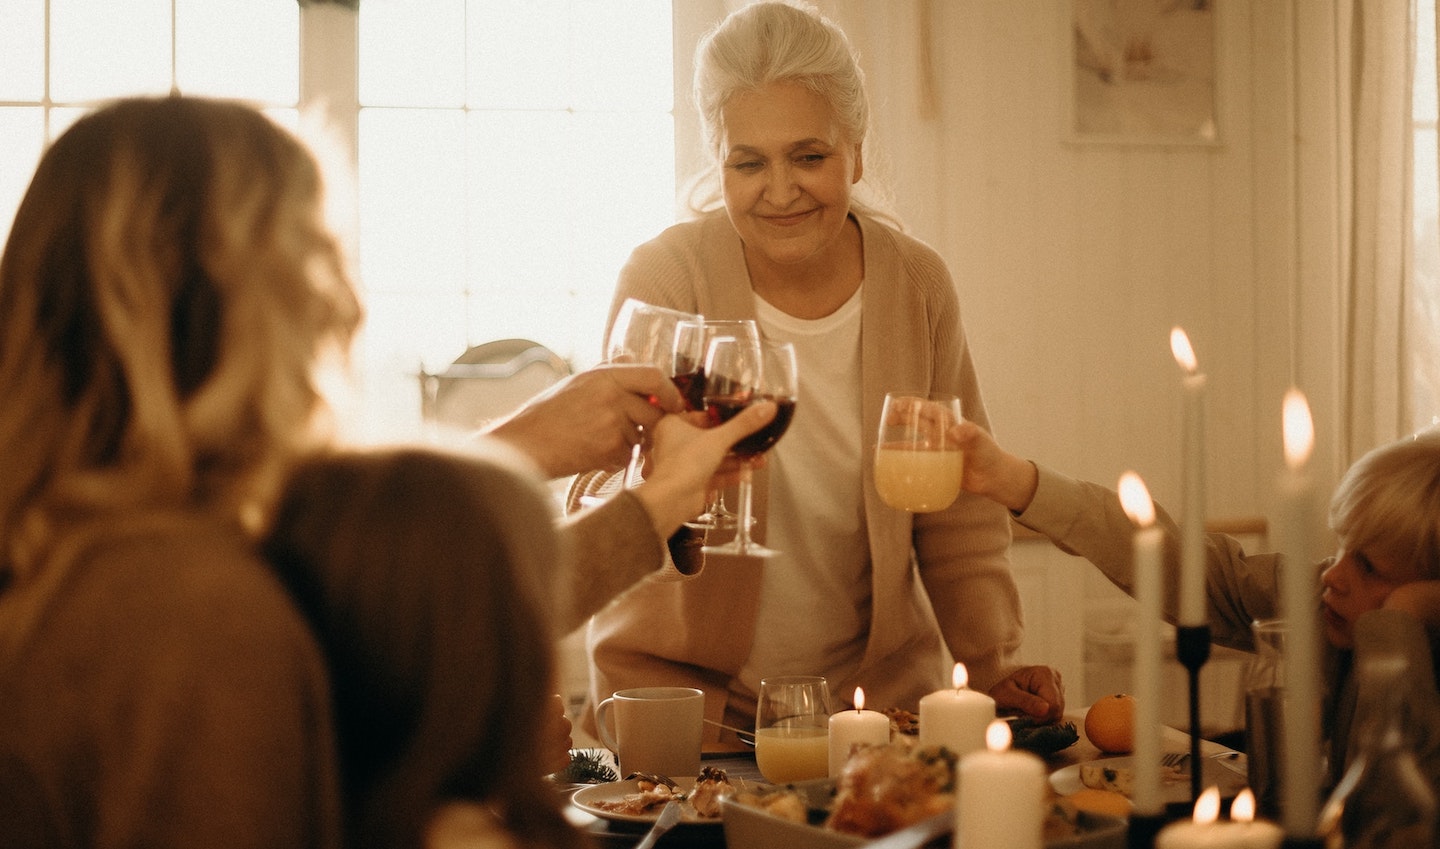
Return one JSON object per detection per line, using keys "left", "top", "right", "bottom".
{"left": 1276, "top": 389, "right": 1320, "bottom": 836}
{"left": 1171, "top": 327, "right": 1207, "bottom": 626}
{"left": 1120, "top": 472, "right": 1164, "bottom": 817}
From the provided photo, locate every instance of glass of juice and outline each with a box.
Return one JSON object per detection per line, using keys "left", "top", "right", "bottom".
{"left": 755, "top": 675, "right": 831, "bottom": 784}
{"left": 874, "top": 391, "right": 965, "bottom": 512}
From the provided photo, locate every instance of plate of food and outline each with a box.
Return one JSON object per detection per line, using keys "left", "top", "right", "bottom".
{"left": 571, "top": 767, "right": 741, "bottom": 826}
{"left": 1049, "top": 754, "right": 1249, "bottom": 807}
{"left": 722, "top": 746, "right": 1125, "bottom": 849}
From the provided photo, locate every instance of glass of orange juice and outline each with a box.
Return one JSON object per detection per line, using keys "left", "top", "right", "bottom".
{"left": 754, "top": 676, "right": 831, "bottom": 784}
{"left": 874, "top": 391, "right": 964, "bottom": 512}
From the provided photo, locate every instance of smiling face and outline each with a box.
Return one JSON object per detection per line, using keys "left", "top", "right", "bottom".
{"left": 1319, "top": 543, "right": 1425, "bottom": 649}
{"left": 718, "top": 81, "right": 862, "bottom": 272}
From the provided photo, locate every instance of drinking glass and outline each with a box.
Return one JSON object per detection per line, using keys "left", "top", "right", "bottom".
{"left": 873, "top": 391, "right": 965, "bottom": 513}
{"left": 754, "top": 675, "right": 831, "bottom": 784}
{"left": 605, "top": 298, "right": 702, "bottom": 487}
{"left": 700, "top": 336, "right": 798, "bottom": 557}
{"left": 673, "top": 319, "right": 761, "bottom": 531}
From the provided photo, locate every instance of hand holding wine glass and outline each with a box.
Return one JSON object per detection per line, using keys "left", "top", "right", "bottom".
{"left": 605, "top": 298, "right": 702, "bottom": 487}
{"left": 700, "top": 336, "right": 798, "bottom": 557}
{"left": 673, "top": 319, "right": 761, "bottom": 530}
{"left": 874, "top": 391, "right": 965, "bottom": 512}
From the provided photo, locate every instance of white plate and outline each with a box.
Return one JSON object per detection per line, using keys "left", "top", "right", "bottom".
{"left": 1049, "top": 755, "right": 1249, "bottom": 806}
{"left": 571, "top": 778, "right": 722, "bottom": 827}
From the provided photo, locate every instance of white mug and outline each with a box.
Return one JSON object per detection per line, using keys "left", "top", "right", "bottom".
{"left": 594, "top": 686, "right": 704, "bottom": 779}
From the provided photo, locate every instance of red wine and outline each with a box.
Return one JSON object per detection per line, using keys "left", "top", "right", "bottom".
{"left": 705, "top": 395, "right": 796, "bottom": 457}
{"left": 672, "top": 369, "right": 707, "bottom": 412}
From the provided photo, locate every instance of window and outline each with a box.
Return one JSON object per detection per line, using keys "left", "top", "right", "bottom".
{"left": 0, "top": 1, "right": 676, "bottom": 439}
{"left": 355, "top": 0, "right": 674, "bottom": 436}
{"left": 1411, "top": 0, "right": 1440, "bottom": 431}
{"left": 0, "top": 0, "right": 299, "bottom": 244}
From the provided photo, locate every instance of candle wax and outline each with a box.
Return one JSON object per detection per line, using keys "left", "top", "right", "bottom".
{"left": 918, "top": 685, "right": 994, "bottom": 757}
{"left": 828, "top": 707, "right": 890, "bottom": 776}
{"left": 957, "top": 744, "right": 1046, "bottom": 849}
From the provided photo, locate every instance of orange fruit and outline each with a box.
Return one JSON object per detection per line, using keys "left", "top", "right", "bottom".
{"left": 1084, "top": 693, "right": 1136, "bottom": 754}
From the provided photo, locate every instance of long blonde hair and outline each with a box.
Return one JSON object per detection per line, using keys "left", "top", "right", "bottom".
{"left": 0, "top": 96, "right": 361, "bottom": 586}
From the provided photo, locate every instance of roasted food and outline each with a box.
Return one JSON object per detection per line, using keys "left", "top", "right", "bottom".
{"left": 588, "top": 781, "right": 681, "bottom": 816}
{"left": 688, "top": 766, "right": 735, "bottom": 818}
{"left": 827, "top": 744, "right": 955, "bottom": 837}
{"left": 589, "top": 766, "right": 735, "bottom": 820}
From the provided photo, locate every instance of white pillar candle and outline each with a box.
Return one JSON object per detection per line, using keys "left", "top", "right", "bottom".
{"left": 1119, "top": 472, "right": 1164, "bottom": 816}
{"left": 828, "top": 687, "right": 890, "bottom": 776}
{"left": 956, "top": 720, "right": 1046, "bottom": 849}
{"left": 1170, "top": 327, "right": 1207, "bottom": 626}
{"left": 1157, "top": 788, "right": 1284, "bottom": 849}
{"left": 1276, "top": 389, "right": 1320, "bottom": 836}
{"left": 919, "top": 663, "right": 995, "bottom": 757}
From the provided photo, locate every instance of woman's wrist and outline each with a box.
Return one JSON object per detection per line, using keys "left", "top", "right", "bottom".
{"left": 996, "top": 455, "right": 1040, "bottom": 514}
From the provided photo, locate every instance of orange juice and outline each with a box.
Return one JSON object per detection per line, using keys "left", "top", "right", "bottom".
{"left": 874, "top": 446, "right": 964, "bottom": 512}
{"left": 754, "top": 726, "right": 829, "bottom": 783}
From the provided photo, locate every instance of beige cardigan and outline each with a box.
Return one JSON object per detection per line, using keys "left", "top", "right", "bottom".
{"left": 582, "top": 211, "right": 1023, "bottom": 738}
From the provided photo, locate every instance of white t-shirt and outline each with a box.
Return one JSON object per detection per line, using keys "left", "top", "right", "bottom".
{"left": 734, "top": 285, "right": 871, "bottom": 702}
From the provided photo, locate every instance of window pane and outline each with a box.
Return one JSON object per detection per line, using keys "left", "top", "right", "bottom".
{"left": 358, "top": 107, "right": 467, "bottom": 296}
{"left": 1412, "top": 126, "right": 1440, "bottom": 429}
{"left": 0, "top": 108, "right": 46, "bottom": 248}
{"left": 466, "top": 110, "right": 576, "bottom": 349}
{"left": 467, "top": 0, "right": 569, "bottom": 110}
{"left": 0, "top": 0, "right": 44, "bottom": 101}
{"left": 1416, "top": 0, "right": 1437, "bottom": 123}
{"left": 176, "top": 0, "right": 298, "bottom": 103}
{"left": 464, "top": 109, "right": 672, "bottom": 366}
{"left": 569, "top": 0, "right": 672, "bottom": 111}
{"left": 359, "top": 0, "right": 465, "bottom": 107}
{"left": 51, "top": 0, "right": 171, "bottom": 101}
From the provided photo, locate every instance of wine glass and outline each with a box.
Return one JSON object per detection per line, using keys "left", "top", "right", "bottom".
{"left": 754, "top": 675, "right": 831, "bottom": 784}
{"left": 700, "top": 336, "right": 798, "bottom": 557}
{"left": 605, "top": 298, "right": 702, "bottom": 487}
{"left": 873, "top": 391, "right": 965, "bottom": 512}
{"left": 673, "top": 319, "right": 761, "bottom": 531}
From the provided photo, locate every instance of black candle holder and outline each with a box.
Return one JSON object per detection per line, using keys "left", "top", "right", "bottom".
{"left": 1280, "top": 838, "right": 1325, "bottom": 849}
{"left": 1126, "top": 812, "right": 1167, "bottom": 849}
{"left": 1175, "top": 624, "right": 1211, "bottom": 805}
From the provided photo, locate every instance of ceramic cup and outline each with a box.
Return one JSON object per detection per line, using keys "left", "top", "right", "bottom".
{"left": 594, "top": 686, "right": 704, "bottom": 779}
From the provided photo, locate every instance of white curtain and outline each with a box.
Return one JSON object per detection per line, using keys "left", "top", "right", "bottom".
{"left": 1336, "top": 0, "right": 1418, "bottom": 461}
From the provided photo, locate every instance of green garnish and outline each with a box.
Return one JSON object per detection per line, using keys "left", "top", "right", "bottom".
{"left": 554, "top": 749, "right": 619, "bottom": 784}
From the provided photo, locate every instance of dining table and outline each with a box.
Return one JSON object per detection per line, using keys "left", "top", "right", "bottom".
{"left": 558, "top": 709, "right": 1247, "bottom": 849}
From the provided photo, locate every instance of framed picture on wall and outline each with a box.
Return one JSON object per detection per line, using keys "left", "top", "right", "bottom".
{"left": 1067, "top": 0, "right": 1219, "bottom": 146}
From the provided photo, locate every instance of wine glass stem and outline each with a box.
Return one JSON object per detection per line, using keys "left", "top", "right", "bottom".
{"left": 622, "top": 439, "right": 643, "bottom": 488}
{"left": 732, "top": 463, "right": 756, "bottom": 549}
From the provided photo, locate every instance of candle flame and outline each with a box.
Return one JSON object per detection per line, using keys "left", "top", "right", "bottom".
{"left": 854, "top": 687, "right": 866, "bottom": 711}
{"left": 952, "top": 663, "right": 969, "bottom": 690}
{"left": 1192, "top": 786, "right": 1221, "bottom": 825}
{"left": 1282, "top": 388, "right": 1314, "bottom": 469}
{"left": 1170, "top": 327, "right": 1198, "bottom": 374}
{"left": 985, "top": 719, "right": 1012, "bottom": 753}
{"left": 1230, "top": 788, "right": 1256, "bottom": 823}
{"left": 1117, "top": 472, "right": 1156, "bottom": 527}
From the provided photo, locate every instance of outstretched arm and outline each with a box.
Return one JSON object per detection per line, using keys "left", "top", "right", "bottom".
{"left": 485, "top": 363, "right": 684, "bottom": 479}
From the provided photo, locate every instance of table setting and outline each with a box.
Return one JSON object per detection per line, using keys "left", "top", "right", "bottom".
{"left": 557, "top": 322, "right": 1351, "bottom": 849}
